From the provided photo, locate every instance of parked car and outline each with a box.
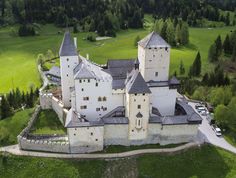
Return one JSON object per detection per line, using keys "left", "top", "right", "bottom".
{"left": 212, "top": 124, "right": 222, "bottom": 136}
{"left": 205, "top": 102, "right": 214, "bottom": 112}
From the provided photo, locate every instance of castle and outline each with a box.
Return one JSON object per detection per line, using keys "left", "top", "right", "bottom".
{"left": 38, "top": 31, "right": 202, "bottom": 153}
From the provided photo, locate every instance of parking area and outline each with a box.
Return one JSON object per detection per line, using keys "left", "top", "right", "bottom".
{"left": 188, "top": 102, "right": 236, "bottom": 154}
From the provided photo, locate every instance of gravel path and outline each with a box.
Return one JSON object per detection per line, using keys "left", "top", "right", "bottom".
{"left": 0, "top": 142, "right": 200, "bottom": 159}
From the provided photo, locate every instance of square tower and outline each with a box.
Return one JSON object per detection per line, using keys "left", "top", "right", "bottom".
{"left": 59, "top": 31, "right": 79, "bottom": 108}
{"left": 138, "top": 32, "right": 170, "bottom": 82}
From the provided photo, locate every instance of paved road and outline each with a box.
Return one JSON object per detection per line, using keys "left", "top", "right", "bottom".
{"left": 0, "top": 142, "right": 200, "bottom": 159}
{"left": 189, "top": 102, "right": 236, "bottom": 154}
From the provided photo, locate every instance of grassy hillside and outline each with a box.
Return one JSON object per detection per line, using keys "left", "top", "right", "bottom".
{"left": 30, "top": 109, "right": 66, "bottom": 135}
{"left": 1, "top": 145, "right": 236, "bottom": 178}
{"left": 0, "top": 24, "right": 235, "bottom": 93}
{"left": 0, "top": 108, "right": 34, "bottom": 146}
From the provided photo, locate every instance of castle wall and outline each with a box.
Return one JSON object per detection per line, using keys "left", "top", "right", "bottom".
{"left": 150, "top": 87, "right": 177, "bottom": 116}
{"left": 18, "top": 136, "right": 70, "bottom": 153}
{"left": 159, "top": 124, "right": 199, "bottom": 145}
{"left": 104, "top": 124, "right": 129, "bottom": 145}
{"left": 40, "top": 93, "right": 53, "bottom": 109}
{"left": 74, "top": 78, "right": 124, "bottom": 121}
{"left": 68, "top": 126, "right": 104, "bottom": 153}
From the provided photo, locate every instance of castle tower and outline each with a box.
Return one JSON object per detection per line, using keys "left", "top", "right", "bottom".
{"left": 138, "top": 32, "right": 170, "bottom": 82}
{"left": 125, "top": 69, "right": 151, "bottom": 140}
{"left": 59, "top": 31, "right": 79, "bottom": 108}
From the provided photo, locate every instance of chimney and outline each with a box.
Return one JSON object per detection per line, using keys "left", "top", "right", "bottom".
{"left": 86, "top": 54, "right": 89, "bottom": 60}
{"left": 74, "top": 37, "right": 77, "bottom": 49}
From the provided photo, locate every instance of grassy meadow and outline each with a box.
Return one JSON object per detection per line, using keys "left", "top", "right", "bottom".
{"left": 0, "top": 23, "right": 235, "bottom": 93}
{"left": 1, "top": 145, "right": 236, "bottom": 178}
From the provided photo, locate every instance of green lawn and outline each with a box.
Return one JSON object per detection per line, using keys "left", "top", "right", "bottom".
{"left": 1, "top": 145, "right": 236, "bottom": 178}
{"left": 0, "top": 23, "right": 235, "bottom": 93}
{"left": 30, "top": 109, "right": 66, "bottom": 135}
{"left": 0, "top": 108, "right": 34, "bottom": 146}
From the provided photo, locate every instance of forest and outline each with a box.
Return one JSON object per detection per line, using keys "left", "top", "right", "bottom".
{"left": 0, "top": 0, "right": 236, "bottom": 36}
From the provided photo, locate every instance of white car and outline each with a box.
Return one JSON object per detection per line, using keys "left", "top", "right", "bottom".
{"left": 212, "top": 125, "right": 222, "bottom": 136}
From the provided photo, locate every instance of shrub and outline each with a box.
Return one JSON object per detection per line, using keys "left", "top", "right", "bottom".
{"left": 18, "top": 24, "right": 36, "bottom": 37}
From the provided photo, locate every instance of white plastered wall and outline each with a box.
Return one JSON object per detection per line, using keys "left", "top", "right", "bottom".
{"left": 74, "top": 78, "right": 124, "bottom": 121}
{"left": 60, "top": 55, "right": 79, "bottom": 108}
{"left": 126, "top": 93, "right": 150, "bottom": 140}
{"left": 138, "top": 45, "right": 170, "bottom": 82}
{"left": 150, "top": 87, "right": 177, "bottom": 116}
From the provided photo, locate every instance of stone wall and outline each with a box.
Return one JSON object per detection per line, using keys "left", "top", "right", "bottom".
{"left": 18, "top": 105, "right": 70, "bottom": 153}
{"left": 103, "top": 123, "right": 198, "bottom": 146}
{"left": 67, "top": 126, "right": 104, "bottom": 153}
{"left": 18, "top": 136, "right": 70, "bottom": 153}
{"left": 40, "top": 92, "right": 68, "bottom": 124}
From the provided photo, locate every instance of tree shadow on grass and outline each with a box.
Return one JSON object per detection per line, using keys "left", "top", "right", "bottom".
{"left": 137, "top": 145, "right": 231, "bottom": 178}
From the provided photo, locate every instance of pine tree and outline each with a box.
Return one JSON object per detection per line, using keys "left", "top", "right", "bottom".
{"left": 208, "top": 43, "right": 218, "bottom": 62}
{"left": 0, "top": 95, "right": 13, "bottom": 119}
{"left": 160, "top": 21, "right": 168, "bottom": 41}
{"left": 191, "top": 52, "right": 201, "bottom": 76}
{"left": 166, "top": 21, "right": 175, "bottom": 46}
{"left": 134, "top": 35, "right": 140, "bottom": 47}
{"left": 179, "top": 60, "right": 185, "bottom": 75}
{"left": 215, "top": 35, "right": 222, "bottom": 56}
{"left": 223, "top": 34, "right": 231, "bottom": 54}
{"left": 180, "top": 23, "right": 189, "bottom": 45}
{"left": 202, "top": 73, "right": 209, "bottom": 85}
{"left": 175, "top": 23, "right": 181, "bottom": 45}
{"left": 232, "top": 45, "right": 236, "bottom": 62}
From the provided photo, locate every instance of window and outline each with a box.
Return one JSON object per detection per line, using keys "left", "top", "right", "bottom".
{"left": 153, "top": 55, "right": 155, "bottom": 57}
{"left": 74, "top": 134, "right": 76, "bottom": 136}
{"left": 143, "top": 93, "right": 145, "bottom": 96}
{"left": 83, "top": 97, "right": 89, "bottom": 101}
{"left": 138, "top": 105, "right": 141, "bottom": 109}
{"left": 165, "top": 47, "right": 168, "bottom": 51}
{"left": 81, "top": 88, "right": 84, "bottom": 91}
{"left": 79, "top": 80, "right": 82, "bottom": 83}
{"left": 67, "top": 58, "right": 69, "bottom": 61}
{"left": 135, "top": 93, "right": 137, "bottom": 96}
{"left": 96, "top": 108, "right": 100, "bottom": 111}
{"left": 68, "top": 65, "right": 70, "bottom": 68}
{"left": 138, "top": 120, "right": 141, "bottom": 126}
{"left": 155, "top": 72, "right": 158, "bottom": 77}
{"left": 95, "top": 139, "right": 98, "bottom": 141}
{"left": 83, "top": 80, "right": 85, "bottom": 82}
{"left": 96, "top": 83, "right": 98, "bottom": 87}
{"left": 134, "top": 99, "right": 136, "bottom": 102}
{"left": 91, "top": 132, "right": 93, "bottom": 136}
{"left": 103, "top": 107, "right": 107, "bottom": 111}
{"left": 103, "top": 97, "right": 107, "bottom": 101}
{"left": 88, "top": 79, "right": 90, "bottom": 83}
{"left": 66, "top": 74, "right": 69, "bottom": 77}
{"left": 80, "top": 105, "right": 87, "bottom": 109}
{"left": 136, "top": 118, "right": 142, "bottom": 129}
{"left": 98, "top": 97, "right": 102, "bottom": 101}
{"left": 69, "top": 100, "right": 71, "bottom": 102}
